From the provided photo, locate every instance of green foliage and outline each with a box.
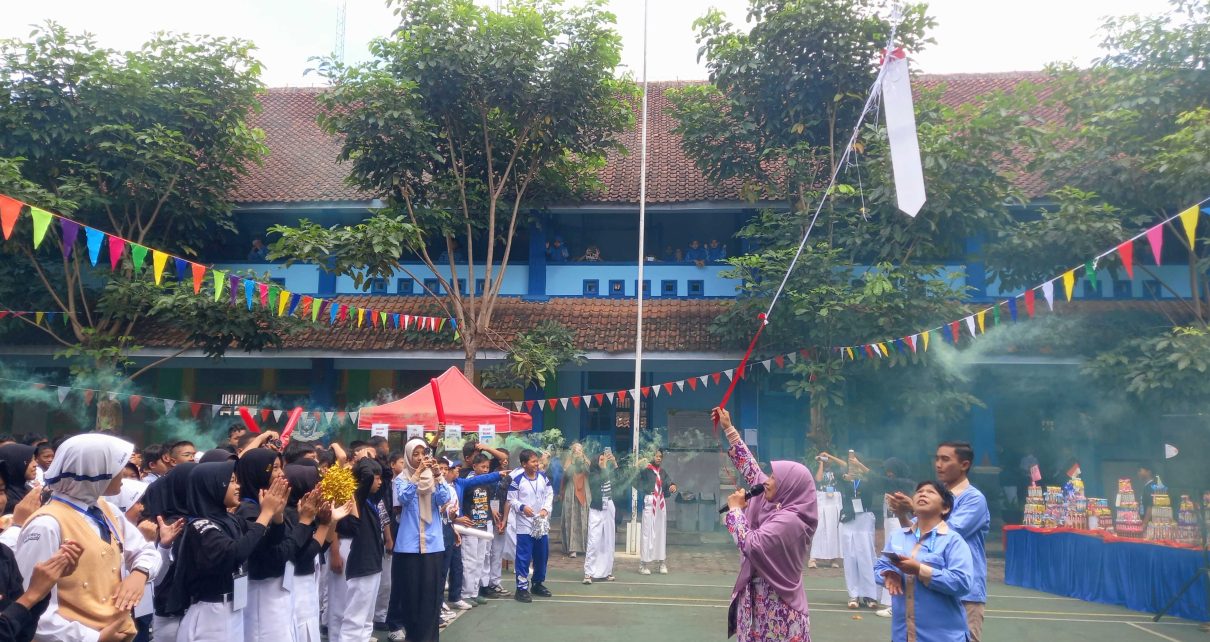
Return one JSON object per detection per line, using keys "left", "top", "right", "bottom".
{"left": 0, "top": 24, "right": 280, "bottom": 376}
{"left": 276, "top": 0, "right": 633, "bottom": 376}
{"left": 480, "top": 320, "right": 585, "bottom": 390}
{"left": 1085, "top": 326, "right": 1210, "bottom": 410}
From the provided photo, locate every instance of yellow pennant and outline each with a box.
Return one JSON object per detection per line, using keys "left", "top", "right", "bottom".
{"left": 976, "top": 310, "right": 986, "bottom": 333}
{"left": 35, "top": 311, "right": 44, "bottom": 326}
{"left": 278, "top": 291, "right": 290, "bottom": 316}
{"left": 1180, "top": 205, "right": 1199, "bottom": 250}
{"left": 846, "top": 347, "right": 855, "bottom": 361}
{"left": 152, "top": 251, "right": 169, "bottom": 285}
{"left": 1062, "top": 270, "right": 1075, "bottom": 302}
{"left": 357, "top": 308, "right": 365, "bottom": 327}
{"left": 922, "top": 330, "right": 930, "bottom": 352}
{"left": 878, "top": 343, "right": 889, "bottom": 357}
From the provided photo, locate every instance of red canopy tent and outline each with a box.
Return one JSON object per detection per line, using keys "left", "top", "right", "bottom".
{"left": 357, "top": 366, "right": 532, "bottom": 433}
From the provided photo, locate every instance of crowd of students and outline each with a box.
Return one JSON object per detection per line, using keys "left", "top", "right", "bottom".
{"left": 0, "top": 424, "right": 679, "bottom": 642}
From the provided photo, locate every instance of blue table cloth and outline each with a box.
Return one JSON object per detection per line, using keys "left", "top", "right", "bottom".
{"left": 1005, "top": 526, "right": 1209, "bottom": 621}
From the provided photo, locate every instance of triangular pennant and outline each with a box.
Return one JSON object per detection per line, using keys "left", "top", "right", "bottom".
{"left": 350, "top": 412, "right": 358, "bottom": 424}
{"left": 163, "top": 399, "right": 175, "bottom": 413}
{"left": 664, "top": 382, "right": 675, "bottom": 395}
{"left": 152, "top": 251, "right": 169, "bottom": 285}
{"left": 617, "top": 390, "right": 628, "bottom": 403}
{"left": 992, "top": 303, "right": 1001, "bottom": 326}
{"left": 29, "top": 207, "right": 52, "bottom": 249}
{"left": 1023, "top": 290, "right": 1036, "bottom": 317}
{"left": 774, "top": 355, "right": 785, "bottom": 369}
{"left": 723, "top": 369, "right": 735, "bottom": 381}
{"left": 922, "top": 331, "right": 930, "bottom": 352}
{"left": 85, "top": 227, "right": 104, "bottom": 266}
{"left": 34, "top": 311, "right": 44, "bottom": 326}
{"left": 965, "top": 315, "right": 977, "bottom": 337}
{"left": 131, "top": 244, "right": 148, "bottom": 273}
{"left": 514, "top": 401, "right": 524, "bottom": 411}
{"left": 288, "top": 293, "right": 301, "bottom": 317}
{"left": 1146, "top": 225, "right": 1164, "bottom": 265}
{"left": 605, "top": 392, "right": 615, "bottom": 404}
{"left": 537, "top": 400, "right": 547, "bottom": 410}
{"left": 357, "top": 308, "right": 365, "bottom": 328}
{"left": 324, "top": 412, "right": 334, "bottom": 424}
{"left": 190, "top": 402, "right": 203, "bottom": 418}
{"left": 260, "top": 408, "right": 272, "bottom": 422}
{"left": 330, "top": 302, "right": 339, "bottom": 325}
{"left": 594, "top": 393, "right": 606, "bottom": 405}
{"left": 258, "top": 282, "right": 269, "bottom": 307}
{"left": 245, "top": 280, "right": 256, "bottom": 310}
{"left": 211, "top": 404, "right": 222, "bottom": 417}
{"left": 277, "top": 290, "right": 290, "bottom": 316}
{"left": 83, "top": 390, "right": 95, "bottom": 406}
{"left": 107, "top": 235, "right": 126, "bottom": 271}
{"left": 570, "top": 396, "right": 582, "bottom": 409}
{"left": 864, "top": 344, "right": 876, "bottom": 358}
{"left": 380, "top": 311, "right": 387, "bottom": 327}
{"left": 1085, "top": 260, "right": 1098, "bottom": 291}
{"left": 212, "top": 269, "right": 226, "bottom": 302}
{"left": 191, "top": 263, "right": 206, "bottom": 295}
{"left": 1180, "top": 205, "right": 1199, "bottom": 250}
{"left": 60, "top": 219, "right": 80, "bottom": 259}
{"left": 274, "top": 409, "right": 284, "bottom": 422}
{"left": 788, "top": 352, "right": 798, "bottom": 364}
{"left": 174, "top": 258, "right": 189, "bottom": 282}
{"left": 1041, "top": 280, "right": 1055, "bottom": 311}
{"left": 760, "top": 359, "right": 773, "bottom": 371}
{"left": 230, "top": 276, "right": 240, "bottom": 305}
{"left": 845, "top": 346, "right": 855, "bottom": 360}
{"left": 1007, "top": 297, "right": 1018, "bottom": 321}
{"left": 559, "top": 398, "right": 569, "bottom": 410}
{"left": 335, "top": 411, "right": 347, "bottom": 424}
{"left": 878, "top": 343, "right": 889, "bottom": 356}
{"left": 1118, "top": 241, "right": 1134, "bottom": 279}
{"left": 129, "top": 395, "right": 142, "bottom": 412}
{"left": 525, "top": 400, "right": 535, "bottom": 411}
{"left": 950, "top": 321, "right": 961, "bottom": 343}
{"left": 57, "top": 386, "right": 70, "bottom": 404}
{"left": 711, "top": 372, "right": 721, "bottom": 385}
{"left": 0, "top": 195, "right": 22, "bottom": 240}
{"left": 1061, "top": 270, "right": 1075, "bottom": 302}
{"left": 906, "top": 334, "right": 917, "bottom": 352}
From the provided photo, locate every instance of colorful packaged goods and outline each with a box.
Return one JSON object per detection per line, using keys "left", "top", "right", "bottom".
{"left": 1177, "top": 495, "right": 1200, "bottom": 545}
{"left": 1023, "top": 485, "right": 1045, "bottom": 527}
{"left": 1144, "top": 477, "right": 1176, "bottom": 541}
{"left": 1088, "top": 498, "right": 1112, "bottom": 531}
{"left": 1115, "top": 478, "right": 1144, "bottom": 537}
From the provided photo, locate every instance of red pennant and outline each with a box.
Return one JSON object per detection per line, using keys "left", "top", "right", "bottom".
{"left": 191, "top": 263, "right": 206, "bottom": 295}
{"left": 950, "top": 321, "right": 961, "bottom": 343}
{"left": 1118, "top": 241, "right": 1134, "bottom": 279}
{"left": 547, "top": 398, "right": 557, "bottom": 408}
{"left": 774, "top": 355, "right": 785, "bottom": 369}
{"left": 593, "top": 393, "right": 605, "bottom": 405}
{"left": 371, "top": 310, "right": 379, "bottom": 327}
{"left": 799, "top": 349, "right": 811, "bottom": 359}
{"left": 1024, "top": 290, "right": 1036, "bottom": 317}
{"left": 337, "top": 305, "right": 349, "bottom": 324}
{"left": 663, "top": 382, "right": 674, "bottom": 395}
{"left": 83, "top": 390, "right": 94, "bottom": 406}
{"left": 0, "top": 195, "right": 22, "bottom": 240}
{"left": 0, "top": 312, "right": 9, "bottom": 320}
{"left": 301, "top": 296, "right": 313, "bottom": 316}
{"left": 864, "top": 345, "right": 876, "bottom": 358}
{"left": 570, "top": 396, "right": 581, "bottom": 409}
{"left": 129, "top": 395, "right": 142, "bottom": 412}
{"left": 335, "top": 411, "right": 347, "bottom": 424}
{"left": 640, "top": 387, "right": 650, "bottom": 398}
{"left": 737, "top": 364, "right": 747, "bottom": 380}
{"left": 190, "top": 402, "right": 203, "bottom": 418}
{"left": 711, "top": 372, "right": 722, "bottom": 385}
{"left": 107, "top": 235, "right": 126, "bottom": 271}
{"left": 524, "top": 400, "right": 535, "bottom": 411}
{"left": 312, "top": 411, "right": 323, "bottom": 422}
{"left": 905, "top": 336, "right": 917, "bottom": 353}
{"left": 260, "top": 408, "right": 272, "bottom": 422}
{"left": 258, "top": 283, "right": 269, "bottom": 307}
{"left": 617, "top": 390, "right": 629, "bottom": 403}
{"left": 687, "top": 378, "right": 698, "bottom": 391}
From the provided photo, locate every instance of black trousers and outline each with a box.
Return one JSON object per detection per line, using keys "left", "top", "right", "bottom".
{"left": 389, "top": 551, "right": 445, "bottom": 642}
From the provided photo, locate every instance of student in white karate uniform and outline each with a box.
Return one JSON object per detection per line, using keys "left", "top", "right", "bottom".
{"left": 173, "top": 461, "right": 288, "bottom": 641}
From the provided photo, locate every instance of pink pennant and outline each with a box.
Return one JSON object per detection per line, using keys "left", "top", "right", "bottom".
{"left": 258, "top": 283, "right": 269, "bottom": 307}
{"left": 1146, "top": 226, "right": 1163, "bottom": 265}
{"left": 107, "top": 236, "right": 126, "bottom": 271}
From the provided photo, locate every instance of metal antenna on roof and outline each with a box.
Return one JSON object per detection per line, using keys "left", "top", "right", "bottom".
{"left": 335, "top": 0, "right": 348, "bottom": 64}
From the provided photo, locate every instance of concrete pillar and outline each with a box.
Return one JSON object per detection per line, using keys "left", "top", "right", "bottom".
{"left": 310, "top": 358, "right": 336, "bottom": 408}
{"left": 526, "top": 216, "right": 548, "bottom": 301}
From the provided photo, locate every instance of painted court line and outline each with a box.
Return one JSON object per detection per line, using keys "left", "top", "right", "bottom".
{"left": 1127, "top": 622, "right": 1188, "bottom": 640}
{"left": 546, "top": 578, "right": 1081, "bottom": 600}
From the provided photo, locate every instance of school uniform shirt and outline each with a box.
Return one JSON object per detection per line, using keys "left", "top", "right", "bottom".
{"left": 177, "top": 517, "right": 268, "bottom": 603}
{"left": 507, "top": 470, "right": 553, "bottom": 534}
{"left": 588, "top": 467, "right": 614, "bottom": 511}
{"left": 392, "top": 477, "right": 451, "bottom": 554}
{"left": 945, "top": 478, "right": 990, "bottom": 605}
{"left": 284, "top": 506, "right": 324, "bottom": 575}
{"left": 874, "top": 522, "right": 975, "bottom": 642}
{"left": 1, "top": 540, "right": 46, "bottom": 642}
{"left": 440, "top": 481, "right": 458, "bottom": 525}
{"left": 14, "top": 494, "right": 162, "bottom": 642}
{"left": 234, "top": 501, "right": 315, "bottom": 580}
{"left": 455, "top": 472, "right": 504, "bottom": 530}
{"left": 635, "top": 466, "right": 673, "bottom": 502}
{"left": 334, "top": 499, "right": 385, "bottom": 579}
{"left": 838, "top": 477, "right": 872, "bottom": 523}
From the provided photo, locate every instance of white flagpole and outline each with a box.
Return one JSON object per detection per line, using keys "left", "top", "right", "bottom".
{"left": 628, "top": 0, "right": 650, "bottom": 555}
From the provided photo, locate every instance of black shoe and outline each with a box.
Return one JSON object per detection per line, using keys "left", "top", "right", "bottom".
{"left": 514, "top": 589, "right": 532, "bottom": 603}
{"left": 479, "top": 586, "right": 489, "bottom": 598}
{"left": 373, "top": 621, "right": 389, "bottom": 632}
{"left": 531, "top": 583, "right": 552, "bottom": 598}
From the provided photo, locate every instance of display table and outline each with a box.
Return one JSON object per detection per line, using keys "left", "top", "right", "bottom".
{"left": 1005, "top": 525, "right": 1209, "bottom": 621}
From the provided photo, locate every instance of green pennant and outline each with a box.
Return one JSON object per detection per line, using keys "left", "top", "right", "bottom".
{"left": 311, "top": 299, "right": 320, "bottom": 323}
{"left": 1085, "top": 260, "right": 1098, "bottom": 290}
{"left": 267, "top": 286, "right": 279, "bottom": 312}
{"left": 213, "top": 269, "right": 226, "bottom": 302}
{"left": 992, "top": 303, "right": 1001, "bottom": 326}
{"left": 29, "top": 207, "right": 52, "bottom": 249}
{"left": 131, "top": 245, "right": 148, "bottom": 273}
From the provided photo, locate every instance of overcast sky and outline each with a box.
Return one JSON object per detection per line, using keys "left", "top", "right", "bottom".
{"left": 1, "top": 0, "right": 1175, "bottom": 86}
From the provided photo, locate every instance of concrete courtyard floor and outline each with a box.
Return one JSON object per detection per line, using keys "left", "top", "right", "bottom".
{"left": 379, "top": 544, "right": 1208, "bottom": 642}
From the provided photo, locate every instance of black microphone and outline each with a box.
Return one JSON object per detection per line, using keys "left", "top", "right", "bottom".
{"left": 720, "top": 483, "right": 766, "bottom": 513}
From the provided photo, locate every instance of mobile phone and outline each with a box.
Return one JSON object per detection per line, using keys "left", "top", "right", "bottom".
{"left": 884, "top": 552, "right": 903, "bottom": 562}
{"left": 604, "top": 447, "right": 612, "bottom": 455}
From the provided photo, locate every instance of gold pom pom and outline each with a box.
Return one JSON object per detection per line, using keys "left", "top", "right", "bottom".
{"left": 318, "top": 464, "right": 357, "bottom": 505}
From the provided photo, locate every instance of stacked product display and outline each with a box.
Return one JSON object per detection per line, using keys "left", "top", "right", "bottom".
{"left": 1115, "top": 478, "right": 1144, "bottom": 538}
{"left": 1089, "top": 498, "right": 1112, "bottom": 531}
{"left": 1044, "top": 486, "right": 1065, "bottom": 528}
{"left": 1063, "top": 477, "right": 1088, "bottom": 530}
{"left": 1177, "top": 495, "right": 1200, "bottom": 545}
{"left": 1023, "top": 485, "right": 1045, "bottom": 527}
{"left": 1144, "top": 478, "right": 1177, "bottom": 541}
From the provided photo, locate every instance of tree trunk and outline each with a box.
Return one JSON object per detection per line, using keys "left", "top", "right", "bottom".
{"left": 1188, "top": 251, "right": 1204, "bottom": 324}
{"left": 807, "top": 399, "right": 831, "bottom": 451}
{"left": 462, "top": 334, "right": 478, "bottom": 381}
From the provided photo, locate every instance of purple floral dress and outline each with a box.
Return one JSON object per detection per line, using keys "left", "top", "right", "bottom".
{"left": 726, "top": 442, "right": 811, "bottom": 642}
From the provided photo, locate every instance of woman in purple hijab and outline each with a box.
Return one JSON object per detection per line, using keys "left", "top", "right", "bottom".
{"left": 714, "top": 407, "right": 818, "bottom": 641}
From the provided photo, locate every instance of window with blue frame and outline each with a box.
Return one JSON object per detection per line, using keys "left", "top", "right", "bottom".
{"left": 475, "top": 279, "right": 485, "bottom": 295}
{"left": 1112, "top": 280, "right": 1132, "bottom": 298}
{"left": 583, "top": 280, "right": 600, "bottom": 296}
{"left": 397, "top": 278, "right": 415, "bottom": 295}
{"left": 370, "top": 278, "right": 388, "bottom": 294}
{"left": 688, "top": 280, "right": 704, "bottom": 298}
{"left": 661, "top": 280, "right": 678, "bottom": 297}
{"left": 1143, "top": 279, "right": 1163, "bottom": 298}
{"left": 424, "top": 278, "right": 442, "bottom": 295}
{"left": 1082, "top": 279, "right": 1101, "bottom": 299}
{"left": 608, "top": 280, "right": 625, "bottom": 297}
{"left": 633, "top": 280, "right": 651, "bottom": 296}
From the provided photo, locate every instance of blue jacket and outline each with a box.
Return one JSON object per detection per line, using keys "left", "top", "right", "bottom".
{"left": 875, "top": 522, "right": 974, "bottom": 642}
{"left": 393, "top": 475, "right": 451, "bottom": 554}
{"left": 947, "top": 480, "right": 990, "bottom": 604}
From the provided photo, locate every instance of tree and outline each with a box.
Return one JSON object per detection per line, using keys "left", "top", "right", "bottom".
{"left": 271, "top": 0, "right": 633, "bottom": 379}
{"left": 0, "top": 24, "right": 294, "bottom": 379}
{"left": 479, "top": 320, "right": 585, "bottom": 391}
{"left": 671, "top": 0, "right": 1021, "bottom": 448}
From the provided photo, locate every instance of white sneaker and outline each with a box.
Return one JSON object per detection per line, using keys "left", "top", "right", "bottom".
{"left": 639, "top": 565, "right": 652, "bottom": 575}
{"left": 450, "top": 600, "right": 473, "bottom": 610}
{"left": 658, "top": 563, "right": 668, "bottom": 575}
{"left": 875, "top": 607, "right": 892, "bottom": 618}
{"left": 583, "top": 576, "right": 593, "bottom": 585}
{"left": 388, "top": 631, "right": 406, "bottom": 642}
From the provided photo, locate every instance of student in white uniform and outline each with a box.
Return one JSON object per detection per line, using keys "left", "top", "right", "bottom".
{"left": 327, "top": 459, "right": 386, "bottom": 642}
{"left": 583, "top": 449, "right": 617, "bottom": 584}
{"left": 636, "top": 448, "right": 676, "bottom": 575}
{"left": 809, "top": 454, "right": 844, "bottom": 568}
{"left": 838, "top": 450, "right": 878, "bottom": 610}
{"left": 507, "top": 449, "right": 554, "bottom": 603}
{"left": 14, "top": 433, "right": 162, "bottom": 642}
{"left": 284, "top": 462, "right": 347, "bottom": 642}
{"left": 173, "top": 461, "right": 288, "bottom": 641}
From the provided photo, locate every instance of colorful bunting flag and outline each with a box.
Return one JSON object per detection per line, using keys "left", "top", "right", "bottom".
{"left": 29, "top": 208, "right": 52, "bottom": 248}
{"left": 131, "top": 244, "right": 148, "bottom": 273}
{"left": 60, "top": 219, "right": 80, "bottom": 259}
{"left": 1061, "top": 270, "right": 1075, "bottom": 302}
{"left": 1118, "top": 241, "right": 1134, "bottom": 279}
{"left": 0, "top": 195, "right": 21, "bottom": 240}
{"left": 1041, "top": 280, "right": 1055, "bottom": 311}
{"left": 152, "top": 251, "right": 169, "bottom": 285}
{"left": 976, "top": 311, "right": 986, "bottom": 334}
{"left": 1180, "top": 205, "right": 1199, "bottom": 250}
{"left": 1146, "top": 225, "right": 1164, "bottom": 265}
{"left": 1023, "top": 290, "right": 1036, "bottom": 317}
{"left": 85, "top": 227, "right": 104, "bottom": 267}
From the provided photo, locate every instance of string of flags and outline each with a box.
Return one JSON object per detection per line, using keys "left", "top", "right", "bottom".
{"left": 0, "top": 376, "right": 362, "bottom": 427}
{"left": 0, "top": 194, "right": 456, "bottom": 335}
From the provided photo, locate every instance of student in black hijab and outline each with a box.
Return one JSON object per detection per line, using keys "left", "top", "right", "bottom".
{"left": 327, "top": 458, "right": 385, "bottom": 642}
{"left": 144, "top": 462, "right": 195, "bottom": 642}
{"left": 235, "top": 449, "right": 320, "bottom": 642}
{"left": 174, "top": 461, "right": 287, "bottom": 641}
{"left": 0, "top": 445, "right": 36, "bottom": 515}
{"left": 198, "top": 449, "right": 237, "bottom": 464}
{"left": 284, "top": 462, "right": 347, "bottom": 642}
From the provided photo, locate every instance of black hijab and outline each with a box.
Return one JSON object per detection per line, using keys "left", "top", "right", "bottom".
{"left": 236, "top": 448, "right": 278, "bottom": 502}
{"left": 143, "top": 462, "right": 197, "bottom": 521}
{"left": 187, "top": 461, "right": 238, "bottom": 536}
{"left": 0, "top": 444, "right": 35, "bottom": 514}
{"left": 199, "top": 448, "right": 236, "bottom": 464}
{"left": 284, "top": 462, "right": 319, "bottom": 508}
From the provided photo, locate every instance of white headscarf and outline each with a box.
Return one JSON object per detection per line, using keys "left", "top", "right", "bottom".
{"left": 44, "top": 434, "right": 134, "bottom": 506}
{"left": 402, "top": 438, "right": 435, "bottom": 534}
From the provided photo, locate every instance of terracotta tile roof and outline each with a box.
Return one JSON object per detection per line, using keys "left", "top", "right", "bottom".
{"left": 138, "top": 296, "right": 735, "bottom": 354}
{"left": 233, "top": 72, "right": 1062, "bottom": 206}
